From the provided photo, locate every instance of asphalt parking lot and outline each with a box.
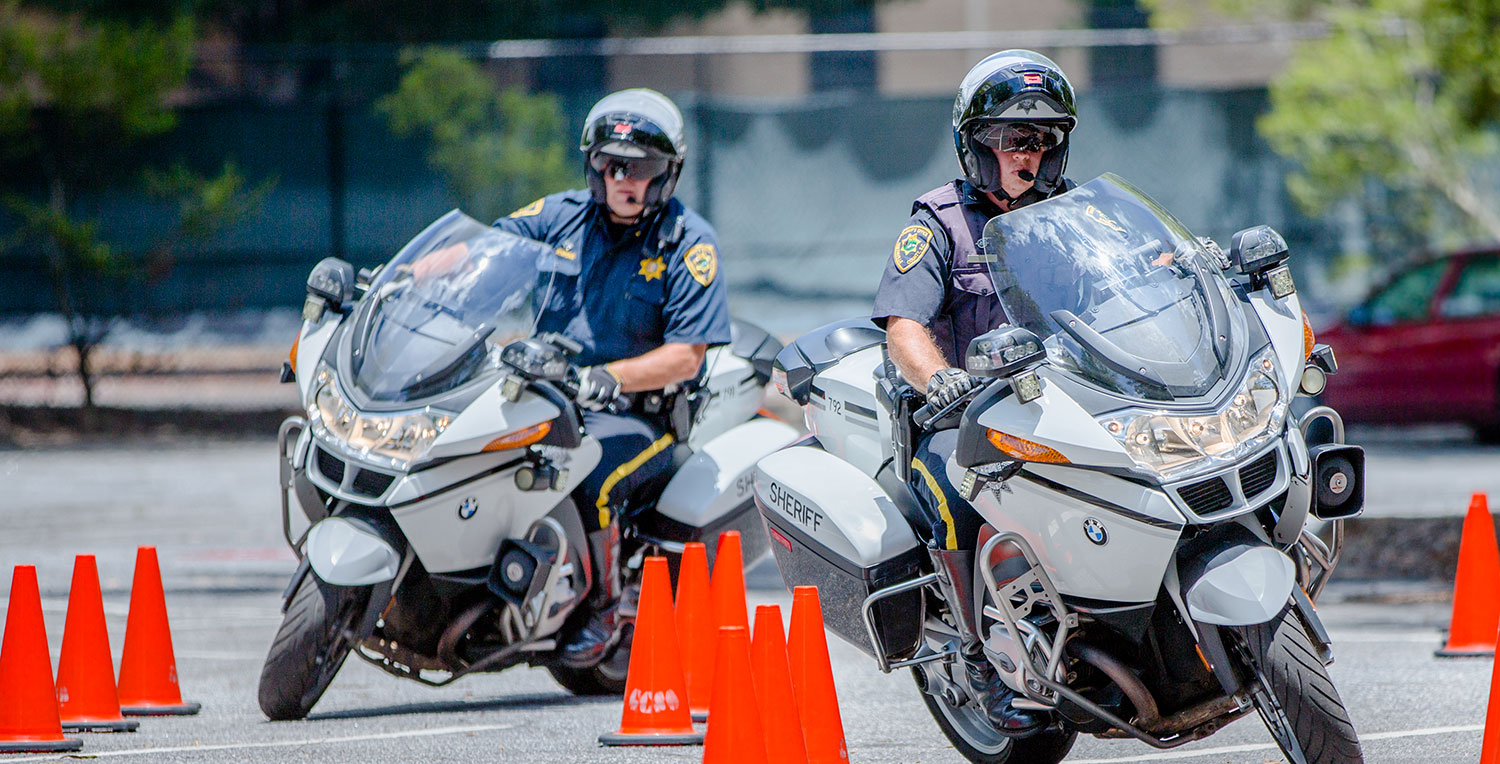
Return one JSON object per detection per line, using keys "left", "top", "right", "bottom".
{"left": 0, "top": 438, "right": 1495, "bottom": 763}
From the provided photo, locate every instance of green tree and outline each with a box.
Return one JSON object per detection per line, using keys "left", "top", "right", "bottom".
{"left": 377, "top": 49, "right": 576, "bottom": 222}
{"left": 1147, "top": 0, "right": 1500, "bottom": 248}
{"left": 0, "top": 2, "right": 272, "bottom": 417}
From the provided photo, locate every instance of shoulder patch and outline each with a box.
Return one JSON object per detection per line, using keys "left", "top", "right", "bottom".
{"left": 893, "top": 225, "right": 935, "bottom": 273}
{"left": 508, "top": 198, "right": 545, "bottom": 218}
{"left": 683, "top": 243, "right": 717, "bottom": 287}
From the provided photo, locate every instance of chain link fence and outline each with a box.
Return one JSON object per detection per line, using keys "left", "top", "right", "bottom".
{"left": 0, "top": 31, "right": 1349, "bottom": 415}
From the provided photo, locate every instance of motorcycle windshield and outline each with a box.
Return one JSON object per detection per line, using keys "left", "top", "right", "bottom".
{"left": 981, "top": 174, "right": 1241, "bottom": 399}
{"left": 348, "top": 210, "right": 556, "bottom": 403}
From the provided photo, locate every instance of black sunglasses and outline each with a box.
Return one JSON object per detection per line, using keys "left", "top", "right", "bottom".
{"left": 588, "top": 153, "right": 669, "bottom": 181}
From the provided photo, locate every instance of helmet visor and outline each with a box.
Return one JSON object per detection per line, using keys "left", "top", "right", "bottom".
{"left": 588, "top": 152, "right": 670, "bottom": 181}
{"left": 973, "top": 122, "right": 1064, "bottom": 153}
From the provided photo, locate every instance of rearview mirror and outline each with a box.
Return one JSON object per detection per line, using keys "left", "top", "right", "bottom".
{"left": 500, "top": 338, "right": 569, "bottom": 381}
{"left": 1229, "top": 226, "right": 1294, "bottom": 298}
{"left": 966, "top": 324, "right": 1047, "bottom": 403}
{"left": 307, "top": 258, "right": 356, "bottom": 307}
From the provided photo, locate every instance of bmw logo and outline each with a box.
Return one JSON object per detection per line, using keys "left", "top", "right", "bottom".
{"left": 1083, "top": 518, "right": 1108, "bottom": 546}
{"left": 458, "top": 497, "right": 478, "bottom": 520}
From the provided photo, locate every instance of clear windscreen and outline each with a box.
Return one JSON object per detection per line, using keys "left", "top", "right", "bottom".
{"left": 981, "top": 174, "right": 1242, "bottom": 399}
{"left": 348, "top": 211, "right": 555, "bottom": 402}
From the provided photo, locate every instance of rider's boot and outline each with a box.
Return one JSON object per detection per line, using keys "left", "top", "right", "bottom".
{"left": 932, "top": 548, "right": 1044, "bottom": 737}
{"left": 559, "top": 526, "right": 623, "bottom": 669}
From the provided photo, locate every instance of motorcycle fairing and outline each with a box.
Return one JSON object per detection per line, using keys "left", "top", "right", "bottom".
{"left": 384, "top": 437, "right": 601, "bottom": 573}
{"left": 968, "top": 464, "right": 1183, "bottom": 603}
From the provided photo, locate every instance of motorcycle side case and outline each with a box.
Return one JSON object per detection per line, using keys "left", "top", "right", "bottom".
{"left": 754, "top": 446, "right": 925, "bottom": 662}
{"left": 643, "top": 418, "right": 801, "bottom": 565}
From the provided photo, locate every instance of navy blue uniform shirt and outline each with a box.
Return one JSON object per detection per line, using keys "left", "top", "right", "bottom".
{"left": 494, "top": 190, "right": 732, "bottom": 369}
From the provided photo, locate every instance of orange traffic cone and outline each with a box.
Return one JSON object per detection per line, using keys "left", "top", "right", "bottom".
{"left": 751, "top": 604, "right": 808, "bottom": 764}
{"left": 117, "top": 547, "right": 200, "bottom": 715}
{"left": 599, "top": 556, "right": 703, "bottom": 746}
{"left": 0, "top": 565, "right": 83, "bottom": 753}
{"left": 676, "top": 541, "right": 716, "bottom": 722}
{"left": 1436, "top": 493, "right": 1500, "bottom": 657}
{"left": 789, "top": 586, "right": 849, "bottom": 764}
{"left": 702, "top": 625, "right": 768, "bottom": 764}
{"left": 711, "top": 531, "right": 749, "bottom": 633}
{"left": 1483, "top": 624, "right": 1500, "bottom": 764}
{"left": 57, "top": 555, "right": 138, "bottom": 732}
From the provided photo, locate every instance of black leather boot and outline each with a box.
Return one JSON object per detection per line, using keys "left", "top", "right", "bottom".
{"left": 961, "top": 648, "right": 1043, "bottom": 736}
{"left": 931, "top": 548, "right": 1044, "bottom": 737}
{"left": 559, "top": 528, "right": 623, "bottom": 669}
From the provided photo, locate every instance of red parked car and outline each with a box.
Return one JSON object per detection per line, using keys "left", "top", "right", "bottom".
{"left": 1318, "top": 248, "right": 1500, "bottom": 441}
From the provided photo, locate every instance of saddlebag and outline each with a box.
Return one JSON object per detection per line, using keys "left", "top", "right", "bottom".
{"left": 754, "top": 446, "right": 926, "bottom": 662}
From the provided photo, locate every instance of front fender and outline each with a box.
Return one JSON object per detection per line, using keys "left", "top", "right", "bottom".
{"left": 306, "top": 517, "right": 402, "bottom": 586}
{"left": 1184, "top": 545, "right": 1296, "bottom": 626}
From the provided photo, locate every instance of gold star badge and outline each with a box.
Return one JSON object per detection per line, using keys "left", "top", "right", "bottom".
{"left": 638, "top": 256, "right": 666, "bottom": 282}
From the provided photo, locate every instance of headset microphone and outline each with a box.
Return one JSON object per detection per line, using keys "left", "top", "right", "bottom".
{"left": 1018, "top": 169, "right": 1036, "bottom": 182}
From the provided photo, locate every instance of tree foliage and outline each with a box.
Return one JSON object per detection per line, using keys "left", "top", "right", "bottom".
{"left": 1147, "top": 0, "right": 1500, "bottom": 249}
{"left": 377, "top": 49, "right": 576, "bottom": 221}
{"left": 0, "top": 2, "right": 272, "bottom": 413}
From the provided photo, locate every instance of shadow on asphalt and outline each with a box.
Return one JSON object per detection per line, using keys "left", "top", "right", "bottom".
{"left": 304, "top": 691, "right": 614, "bottom": 721}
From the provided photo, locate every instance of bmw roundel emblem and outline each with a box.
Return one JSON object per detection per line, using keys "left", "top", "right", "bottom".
{"left": 1083, "top": 518, "right": 1108, "bottom": 546}
{"left": 458, "top": 497, "right": 479, "bottom": 520}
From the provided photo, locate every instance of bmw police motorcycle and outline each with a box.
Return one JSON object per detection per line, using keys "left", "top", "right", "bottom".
{"left": 755, "top": 174, "right": 1363, "bottom": 763}
{"left": 261, "top": 210, "right": 795, "bottom": 720}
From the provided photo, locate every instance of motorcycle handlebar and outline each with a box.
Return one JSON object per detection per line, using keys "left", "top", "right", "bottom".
{"left": 912, "top": 384, "right": 984, "bottom": 431}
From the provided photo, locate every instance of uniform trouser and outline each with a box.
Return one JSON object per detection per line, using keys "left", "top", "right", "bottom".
{"left": 909, "top": 428, "right": 986, "bottom": 551}
{"left": 576, "top": 410, "right": 676, "bottom": 533}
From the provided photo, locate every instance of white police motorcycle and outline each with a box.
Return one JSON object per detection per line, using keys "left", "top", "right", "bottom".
{"left": 755, "top": 175, "right": 1362, "bottom": 763}
{"left": 261, "top": 210, "right": 797, "bottom": 720}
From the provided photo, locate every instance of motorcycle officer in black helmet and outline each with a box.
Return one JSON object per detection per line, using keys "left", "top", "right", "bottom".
{"left": 871, "top": 50, "right": 1078, "bottom": 736}
{"left": 494, "top": 88, "right": 732, "bottom": 669}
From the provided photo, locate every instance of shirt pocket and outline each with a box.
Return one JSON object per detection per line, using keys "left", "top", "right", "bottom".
{"left": 624, "top": 275, "right": 668, "bottom": 343}
{"left": 950, "top": 267, "right": 995, "bottom": 298}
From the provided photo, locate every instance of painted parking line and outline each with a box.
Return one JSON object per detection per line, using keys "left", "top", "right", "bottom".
{"left": 1327, "top": 630, "right": 1444, "bottom": 643}
{"left": 1065, "top": 724, "right": 1483, "bottom": 764}
{"left": 0, "top": 722, "right": 519, "bottom": 762}
{"left": 175, "top": 649, "right": 266, "bottom": 660}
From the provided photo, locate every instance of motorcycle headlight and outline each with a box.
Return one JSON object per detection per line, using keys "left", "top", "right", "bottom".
{"left": 1100, "top": 347, "right": 1287, "bottom": 479}
{"left": 306, "top": 363, "right": 452, "bottom": 470}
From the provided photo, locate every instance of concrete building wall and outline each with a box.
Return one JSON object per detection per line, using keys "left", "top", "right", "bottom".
{"left": 606, "top": 0, "right": 1293, "bottom": 98}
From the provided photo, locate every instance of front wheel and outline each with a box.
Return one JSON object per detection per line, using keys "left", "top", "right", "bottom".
{"left": 912, "top": 668, "right": 1075, "bottom": 764}
{"left": 1229, "top": 610, "right": 1363, "bottom": 764}
{"left": 258, "top": 573, "right": 371, "bottom": 721}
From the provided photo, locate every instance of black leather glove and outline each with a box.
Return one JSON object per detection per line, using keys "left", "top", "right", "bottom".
{"left": 926, "top": 367, "right": 980, "bottom": 410}
{"left": 574, "top": 365, "right": 623, "bottom": 411}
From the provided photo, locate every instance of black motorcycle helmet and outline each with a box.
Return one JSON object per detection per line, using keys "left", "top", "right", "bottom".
{"left": 579, "top": 88, "right": 686, "bottom": 218}
{"left": 952, "top": 50, "right": 1077, "bottom": 199}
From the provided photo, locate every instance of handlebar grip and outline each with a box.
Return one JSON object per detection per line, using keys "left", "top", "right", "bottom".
{"left": 913, "top": 403, "right": 937, "bottom": 430}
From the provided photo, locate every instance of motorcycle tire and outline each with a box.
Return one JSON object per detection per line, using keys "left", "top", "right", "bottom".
{"left": 258, "top": 573, "right": 370, "bottom": 721}
{"left": 1229, "top": 609, "right": 1364, "bottom": 764}
{"left": 546, "top": 624, "right": 633, "bottom": 696}
{"left": 912, "top": 669, "right": 1075, "bottom": 764}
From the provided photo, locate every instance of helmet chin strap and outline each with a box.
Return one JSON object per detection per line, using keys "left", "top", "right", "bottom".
{"left": 988, "top": 169, "right": 1036, "bottom": 207}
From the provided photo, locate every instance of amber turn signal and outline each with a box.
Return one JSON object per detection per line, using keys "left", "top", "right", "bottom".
{"left": 483, "top": 421, "right": 552, "bottom": 452}
{"left": 986, "top": 429, "right": 1069, "bottom": 463}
